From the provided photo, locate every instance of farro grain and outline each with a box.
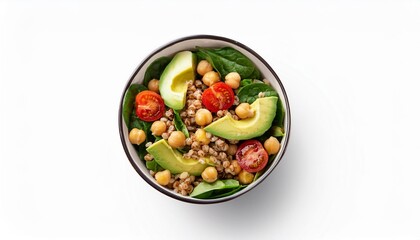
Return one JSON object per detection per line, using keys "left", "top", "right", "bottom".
{"left": 210, "top": 136, "right": 219, "bottom": 142}
{"left": 202, "top": 144, "right": 209, "bottom": 153}
{"left": 222, "top": 160, "right": 230, "bottom": 168}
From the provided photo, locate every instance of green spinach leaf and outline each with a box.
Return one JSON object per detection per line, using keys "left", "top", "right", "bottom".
{"left": 129, "top": 109, "right": 153, "bottom": 142}
{"left": 196, "top": 47, "right": 261, "bottom": 79}
{"left": 190, "top": 179, "right": 242, "bottom": 199}
{"left": 143, "top": 57, "right": 172, "bottom": 86}
{"left": 190, "top": 180, "right": 225, "bottom": 199}
{"left": 240, "top": 79, "right": 253, "bottom": 88}
{"left": 209, "top": 185, "right": 246, "bottom": 198}
{"left": 237, "top": 82, "right": 277, "bottom": 104}
{"left": 173, "top": 110, "right": 190, "bottom": 138}
{"left": 146, "top": 160, "right": 163, "bottom": 172}
{"left": 154, "top": 136, "right": 163, "bottom": 142}
{"left": 122, "top": 84, "right": 147, "bottom": 127}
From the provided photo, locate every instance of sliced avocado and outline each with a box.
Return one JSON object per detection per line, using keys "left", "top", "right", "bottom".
{"left": 204, "top": 97, "right": 278, "bottom": 140}
{"left": 159, "top": 51, "right": 196, "bottom": 110}
{"left": 146, "top": 139, "right": 207, "bottom": 176}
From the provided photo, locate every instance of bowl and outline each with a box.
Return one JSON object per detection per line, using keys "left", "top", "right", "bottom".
{"left": 118, "top": 35, "right": 291, "bottom": 204}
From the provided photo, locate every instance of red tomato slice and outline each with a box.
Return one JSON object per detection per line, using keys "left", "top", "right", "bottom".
{"left": 236, "top": 140, "right": 269, "bottom": 173}
{"left": 135, "top": 90, "right": 165, "bottom": 122}
{"left": 202, "top": 82, "right": 234, "bottom": 112}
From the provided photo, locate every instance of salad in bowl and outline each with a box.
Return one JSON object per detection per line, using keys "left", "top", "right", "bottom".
{"left": 119, "top": 35, "right": 290, "bottom": 203}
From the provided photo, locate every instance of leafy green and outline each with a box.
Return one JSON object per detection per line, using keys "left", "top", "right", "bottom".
{"left": 145, "top": 160, "right": 163, "bottom": 172}
{"left": 122, "top": 84, "right": 147, "bottom": 127}
{"left": 136, "top": 142, "right": 147, "bottom": 162}
{"left": 196, "top": 47, "right": 261, "bottom": 79}
{"left": 129, "top": 111, "right": 155, "bottom": 162}
{"left": 237, "top": 82, "right": 285, "bottom": 128}
{"left": 154, "top": 136, "right": 163, "bottom": 142}
{"left": 240, "top": 79, "right": 263, "bottom": 88}
{"left": 129, "top": 109, "right": 153, "bottom": 142}
{"left": 210, "top": 185, "right": 246, "bottom": 198}
{"left": 173, "top": 110, "right": 189, "bottom": 138}
{"left": 237, "top": 82, "right": 277, "bottom": 104}
{"left": 190, "top": 180, "right": 225, "bottom": 199}
{"left": 240, "top": 79, "right": 253, "bottom": 88}
{"left": 176, "top": 147, "right": 188, "bottom": 154}
{"left": 143, "top": 57, "right": 172, "bottom": 86}
{"left": 190, "top": 179, "right": 243, "bottom": 199}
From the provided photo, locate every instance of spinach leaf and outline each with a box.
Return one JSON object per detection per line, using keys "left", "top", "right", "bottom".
{"left": 146, "top": 160, "right": 163, "bottom": 172}
{"left": 136, "top": 142, "right": 147, "bottom": 162}
{"left": 130, "top": 113, "right": 155, "bottom": 162}
{"left": 240, "top": 79, "right": 253, "bottom": 88}
{"left": 237, "top": 82, "right": 277, "bottom": 104}
{"left": 209, "top": 185, "right": 246, "bottom": 198}
{"left": 122, "top": 84, "right": 147, "bottom": 127}
{"left": 173, "top": 110, "right": 189, "bottom": 138}
{"left": 196, "top": 47, "right": 261, "bottom": 79}
{"left": 190, "top": 179, "right": 242, "bottom": 199}
{"left": 143, "top": 57, "right": 172, "bottom": 86}
{"left": 129, "top": 109, "right": 153, "bottom": 142}
{"left": 190, "top": 180, "right": 225, "bottom": 199}
{"left": 237, "top": 82, "right": 285, "bottom": 128}
{"left": 240, "top": 79, "right": 264, "bottom": 88}
{"left": 154, "top": 136, "right": 163, "bottom": 142}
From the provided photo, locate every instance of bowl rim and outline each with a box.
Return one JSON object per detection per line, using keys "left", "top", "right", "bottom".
{"left": 118, "top": 34, "right": 291, "bottom": 204}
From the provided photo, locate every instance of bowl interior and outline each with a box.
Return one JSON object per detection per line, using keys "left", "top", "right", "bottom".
{"left": 119, "top": 35, "right": 290, "bottom": 203}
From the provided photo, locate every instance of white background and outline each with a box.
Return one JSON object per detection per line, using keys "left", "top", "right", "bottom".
{"left": 1, "top": 0, "right": 420, "bottom": 239}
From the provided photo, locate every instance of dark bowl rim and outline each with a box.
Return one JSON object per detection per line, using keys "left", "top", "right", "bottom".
{"left": 118, "top": 34, "right": 291, "bottom": 204}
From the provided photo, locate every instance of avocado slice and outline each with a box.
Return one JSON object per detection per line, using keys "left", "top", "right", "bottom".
{"left": 146, "top": 139, "right": 207, "bottom": 176}
{"left": 159, "top": 51, "right": 197, "bottom": 110}
{"left": 204, "top": 97, "right": 278, "bottom": 140}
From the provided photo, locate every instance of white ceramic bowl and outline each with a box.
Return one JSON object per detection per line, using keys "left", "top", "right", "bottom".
{"left": 119, "top": 35, "right": 291, "bottom": 204}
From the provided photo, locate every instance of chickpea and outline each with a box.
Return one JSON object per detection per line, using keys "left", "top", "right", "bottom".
{"left": 168, "top": 131, "right": 186, "bottom": 148}
{"left": 227, "top": 144, "right": 238, "bottom": 156}
{"left": 224, "top": 72, "right": 241, "bottom": 89}
{"left": 151, "top": 121, "right": 167, "bottom": 136}
{"left": 128, "top": 128, "right": 146, "bottom": 145}
{"left": 148, "top": 79, "right": 159, "bottom": 93}
{"left": 195, "top": 129, "right": 210, "bottom": 145}
{"left": 197, "top": 60, "right": 213, "bottom": 76}
{"left": 202, "top": 71, "right": 220, "bottom": 86}
{"left": 201, "top": 166, "right": 218, "bottom": 183}
{"left": 155, "top": 169, "right": 171, "bottom": 186}
{"left": 195, "top": 109, "right": 213, "bottom": 126}
{"left": 264, "top": 136, "right": 281, "bottom": 155}
{"left": 238, "top": 170, "right": 254, "bottom": 185}
{"left": 235, "top": 103, "right": 255, "bottom": 119}
{"left": 231, "top": 160, "right": 242, "bottom": 175}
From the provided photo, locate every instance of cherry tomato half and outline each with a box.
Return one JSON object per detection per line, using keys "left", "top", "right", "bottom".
{"left": 135, "top": 90, "right": 165, "bottom": 122}
{"left": 236, "top": 140, "right": 269, "bottom": 173}
{"left": 202, "top": 82, "right": 234, "bottom": 113}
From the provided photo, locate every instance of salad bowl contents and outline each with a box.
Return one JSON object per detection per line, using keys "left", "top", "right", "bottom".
{"left": 119, "top": 35, "right": 290, "bottom": 203}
